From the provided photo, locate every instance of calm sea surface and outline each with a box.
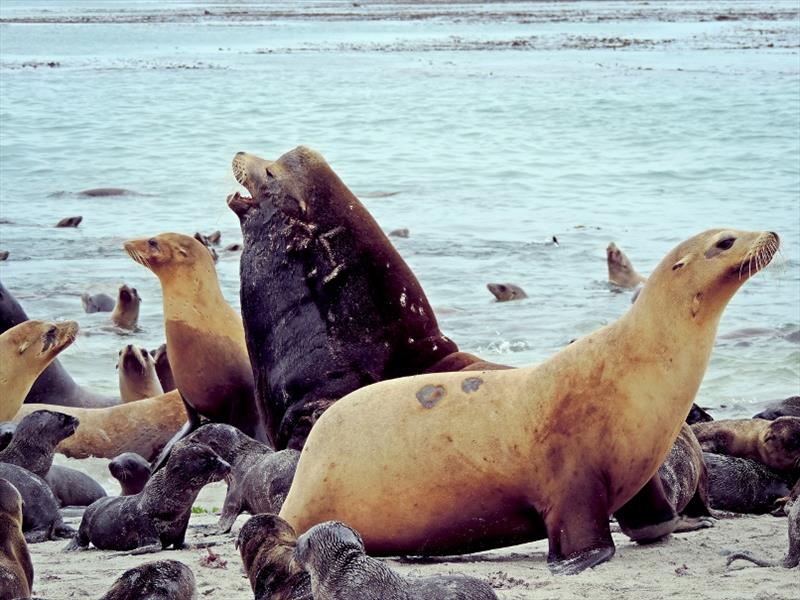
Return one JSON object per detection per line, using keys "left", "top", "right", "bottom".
{"left": 1, "top": 1, "right": 798, "bottom": 439}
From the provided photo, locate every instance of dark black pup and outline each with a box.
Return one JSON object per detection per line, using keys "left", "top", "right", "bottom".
{"left": 99, "top": 560, "right": 197, "bottom": 600}
{"left": 229, "top": 146, "right": 460, "bottom": 450}
{"left": 65, "top": 441, "right": 230, "bottom": 552}
{"left": 0, "top": 409, "right": 78, "bottom": 478}
{"left": 108, "top": 452, "right": 151, "bottom": 495}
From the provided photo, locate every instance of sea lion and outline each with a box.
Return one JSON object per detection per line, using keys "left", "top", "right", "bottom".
{"left": 0, "top": 422, "right": 14, "bottom": 450}
{"left": 280, "top": 229, "right": 779, "bottom": 573}
{"left": 224, "top": 242, "right": 242, "bottom": 252}
{"left": 0, "top": 409, "right": 79, "bottom": 478}
{"left": 195, "top": 230, "right": 221, "bottom": 246}
{"left": 117, "top": 344, "right": 163, "bottom": 402}
{"left": 0, "top": 463, "right": 74, "bottom": 542}
{"left": 0, "top": 478, "right": 33, "bottom": 599}
{"left": 108, "top": 452, "right": 151, "bottom": 495}
{"left": 727, "top": 479, "right": 799, "bottom": 568}
{"left": 0, "top": 319, "right": 78, "bottom": 421}
{"left": 229, "top": 146, "right": 468, "bottom": 450}
{"left": 486, "top": 283, "right": 527, "bottom": 302}
{"left": 99, "top": 560, "right": 197, "bottom": 600}
{"left": 703, "top": 452, "right": 791, "bottom": 513}
{"left": 45, "top": 466, "right": 107, "bottom": 508}
{"left": 110, "top": 284, "right": 140, "bottom": 330}
{"left": 78, "top": 188, "right": 135, "bottom": 197}
{"left": 65, "top": 441, "right": 230, "bottom": 552}
{"left": 388, "top": 228, "right": 409, "bottom": 238}
{"left": 55, "top": 216, "right": 82, "bottom": 228}
{"left": 237, "top": 514, "right": 312, "bottom": 600}
{"left": 753, "top": 396, "right": 800, "bottom": 420}
{"left": 607, "top": 241, "right": 647, "bottom": 288}
{"left": 0, "top": 251, "right": 8, "bottom": 261}
{"left": 686, "top": 403, "right": 713, "bottom": 424}
{"left": 184, "top": 423, "right": 299, "bottom": 533}
{"left": 124, "top": 232, "right": 262, "bottom": 462}
{"left": 81, "top": 292, "right": 115, "bottom": 313}
{"left": 192, "top": 232, "right": 219, "bottom": 263}
{"left": 151, "top": 343, "right": 176, "bottom": 392}
{"left": 692, "top": 417, "right": 800, "bottom": 472}
{"left": 296, "top": 521, "right": 499, "bottom": 599}
{"left": 15, "top": 390, "right": 185, "bottom": 461}
{"left": 0, "top": 280, "right": 118, "bottom": 409}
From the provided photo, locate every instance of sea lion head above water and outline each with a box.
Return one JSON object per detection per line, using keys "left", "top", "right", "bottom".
{"left": 111, "top": 284, "right": 140, "bottom": 330}
{"left": 117, "top": 344, "right": 163, "bottom": 402}
{"left": 486, "top": 282, "right": 527, "bottom": 302}
{"left": 607, "top": 241, "right": 647, "bottom": 288}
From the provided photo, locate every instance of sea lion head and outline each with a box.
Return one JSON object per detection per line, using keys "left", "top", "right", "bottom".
{"left": 486, "top": 283, "right": 527, "bottom": 302}
{"left": 123, "top": 233, "right": 215, "bottom": 278}
{"left": 761, "top": 416, "right": 800, "bottom": 471}
{"left": 0, "top": 422, "right": 16, "bottom": 451}
{"left": 108, "top": 452, "right": 151, "bottom": 495}
{"left": 237, "top": 514, "right": 303, "bottom": 590}
{"left": 117, "top": 344, "right": 154, "bottom": 377}
{"left": 7, "top": 320, "right": 79, "bottom": 365}
{"left": 295, "top": 520, "right": 365, "bottom": 572}
{"left": 0, "top": 478, "right": 23, "bottom": 523}
{"left": 184, "top": 423, "right": 242, "bottom": 463}
{"left": 607, "top": 242, "right": 636, "bottom": 274}
{"left": 16, "top": 409, "right": 79, "bottom": 446}
{"left": 116, "top": 284, "right": 140, "bottom": 309}
{"left": 168, "top": 441, "right": 231, "bottom": 486}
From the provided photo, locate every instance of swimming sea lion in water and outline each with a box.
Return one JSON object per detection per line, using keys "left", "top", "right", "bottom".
{"left": 0, "top": 463, "right": 74, "bottom": 542}
{"left": 486, "top": 282, "right": 527, "bottom": 302}
{"left": 0, "top": 409, "right": 78, "bottom": 478}
{"left": 0, "top": 478, "right": 33, "bottom": 599}
{"left": 0, "top": 251, "right": 8, "bottom": 261}
{"left": 55, "top": 216, "right": 82, "bottom": 228}
{"left": 78, "top": 188, "right": 136, "bottom": 197}
{"left": 0, "top": 422, "right": 14, "bottom": 450}
{"left": 388, "top": 228, "right": 409, "bottom": 238}
{"left": 151, "top": 343, "right": 176, "bottom": 392}
{"left": 110, "top": 284, "right": 140, "bottom": 330}
{"left": 124, "top": 232, "right": 262, "bottom": 463}
{"left": 109, "top": 452, "right": 151, "bottom": 495}
{"left": 236, "top": 514, "right": 312, "bottom": 600}
{"left": 98, "top": 560, "right": 197, "bottom": 600}
{"left": 65, "top": 441, "right": 230, "bottom": 552}
{"left": 753, "top": 396, "right": 800, "bottom": 420}
{"left": 692, "top": 417, "right": 800, "bottom": 472}
{"left": 607, "top": 241, "right": 647, "bottom": 288}
{"left": 184, "top": 423, "right": 299, "bottom": 533}
{"left": 703, "top": 452, "right": 792, "bottom": 514}
{"left": 280, "top": 229, "right": 779, "bottom": 573}
{"left": 295, "top": 521, "right": 499, "bottom": 599}
{"left": 229, "top": 146, "right": 473, "bottom": 450}
{"left": 0, "top": 319, "right": 78, "bottom": 421}
{"left": 0, "top": 281, "right": 118, "bottom": 409}
{"left": 81, "top": 292, "right": 115, "bottom": 313}
{"left": 224, "top": 242, "right": 242, "bottom": 252}
{"left": 117, "top": 344, "right": 163, "bottom": 402}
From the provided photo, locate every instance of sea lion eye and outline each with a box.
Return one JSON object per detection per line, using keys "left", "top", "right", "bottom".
{"left": 716, "top": 237, "right": 735, "bottom": 250}
{"left": 148, "top": 239, "right": 158, "bottom": 248}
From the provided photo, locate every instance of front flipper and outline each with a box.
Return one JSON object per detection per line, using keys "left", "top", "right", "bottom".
{"left": 615, "top": 475, "right": 679, "bottom": 543}
{"left": 673, "top": 516, "right": 714, "bottom": 533}
{"left": 150, "top": 394, "right": 202, "bottom": 472}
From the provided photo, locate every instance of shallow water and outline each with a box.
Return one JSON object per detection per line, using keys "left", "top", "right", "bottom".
{"left": 1, "top": 0, "right": 798, "bottom": 441}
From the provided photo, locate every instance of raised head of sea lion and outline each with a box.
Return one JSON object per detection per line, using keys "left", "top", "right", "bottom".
{"left": 280, "top": 229, "right": 779, "bottom": 574}
{"left": 117, "top": 344, "right": 163, "bottom": 402}
{"left": 228, "top": 146, "right": 460, "bottom": 450}
{"left": 607, "top": 241, "right": 647, "bottom": 288}
{"left": 754, "top": 396, "right": 800, "bottom": 420}
{"left": 124, "top": 232, "right": 262, "bottom": 463}
{"left": 486, "top": 282, "right": 527, "bottom": 302}
{"left": 151, "top": 343, "right": 176, "bottom": 392}
{"left": 0, "top": 320, "right": 78, "bottom": 421}
{"left": 295, "top": 520, "right": 499, "bottom": 599}
{"left": 0, "top": 409, "right": 78, "bottom": 478}
{"left": 99, "top": 560, "right": 197, "bottom": 600}
{"left": 237, "top": 514, "right": 312, "bottom": 600}
{"left": 81, "top": 292, "right": 115, "bottom": 313}
{"left": 0, "top": 478, "right": 33, "bottom": 599}
{"left": 55, "top": 216, "right": 82, "bottom": 228}
{"left": 110, "top": 284, "right": 140, "bottom": 330}
{"left": 109, "top": 452, "right": 151, "bottom": 495}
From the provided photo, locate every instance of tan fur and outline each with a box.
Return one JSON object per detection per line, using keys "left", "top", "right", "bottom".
{"left": 0, "top": 320, "right": 78, "bottom": 421}
{"left": 110, "top": 284, "right": 140, "bottom": 330}
{"left": 281, "top": 229, "right": 777, "bottom": 556}
{"left": 117, "top": 345, "right": 163, "bottom": 402}
{"left": 0, "top": 479, "right": 33, "bottom": 598}
{"left": 692, "top": 417, "right": 800, "bottom": 472}
{"left": 14, "top": 391, "right": 185, "bottom": 461}
{"left": 607, "top": 242, "right": 647, "bottom": 288}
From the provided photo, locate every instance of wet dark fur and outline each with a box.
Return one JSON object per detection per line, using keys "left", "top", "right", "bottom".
{"left": 108, "top": 452, "right": 151, "bottom": 495}
{"left": 686, "top": 404, "right": 713, "bottom": 424}
{"left": 0, "top": 410, "right": 79, "bottom": 478}
{"left": 754, "top": 396, "right": 800, "bottom": 420}
{"left": 99, "top": 560, "right": 197, "bottom": 600}
{"left": 704, "top": 452, "right": 791, "bottom": 513}
{"left": 657, "top": 424, "right": 712, "bottom": 518}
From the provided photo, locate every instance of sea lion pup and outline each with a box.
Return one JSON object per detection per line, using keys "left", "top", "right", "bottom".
{"left": 686, "top": 403, "right": 713, "bottom": 424}
{"left": 151, "top": 343, "right": 176, "bottom": 392}
{"left": 0, "top": 422, "right": 14, "bottom": 450}
{"left": 0, "top": 463, "right": 74, "bottom": 542}
{"left": 692, "top": 416, "right": 800, "bottom": 472}
{"left": 81, "top": 292, "right": 115, "bottom": 313}
{"left": 296, "top": 521, "right": 499, "bottom": 599}
{"left": 607, "top": 241, "right": 647, "bottom": 288}
{"left": 727, "top": 479, "right": 799, "bottom": 569}
{"left": 0, "top": 251, "right": 8, "bottom": 261}
{"left": 0, "top": 410, "right": 78, "bottom": 478}
{"left": 65, "top": 441, "right": 230, "bottom": 552}
{"left": 110, "top": 284, "right": 140, "bottom": 330}
{"left": 109, "top": 452, "right": 151, "bottom": 495}
{"left": 237, "top": 514, "right": 312, "bottom": 600}
{"left": 703, "top": 452, "right": 791, "bottom": 514}
{"left": 99, "top": 559, "right": 197, "bottom": 600}
{"left": 117, "top": 344, "right": 163, "bottom": 402}
{"left": 281, "top": 229, "right": 779, "bottom": 574}
{"left": 754, "top": 396, "right": 800, "bottom": 420}
{"left": 185, "top": 424, "right": 300, "bottom": 533}
{"left": 0, "top": 320, "right": 79, "bottom": 421}
{"left": 0, "top": 479, "right": 33, "bottom": 599}
{"left": 55, "top": 215, "right": 82, "bottom": 228}
{"left": 229, "top": 147, "right": 468, "bottom": 450}
{"left": 0, "top": 281, "right": 118, "bottom": 409}
{"left": 124, "top": 233, "right": 261, "bottom": 462}
{"left": 486, "top": 283, "right": 527, "bottom": 302}
{"left": 15, "top": 390, "right": 185, "bottom": 462}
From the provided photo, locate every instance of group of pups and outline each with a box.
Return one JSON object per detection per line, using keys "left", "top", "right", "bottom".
{"left": 1, "top": 145, "right": 799, "bottom": 599}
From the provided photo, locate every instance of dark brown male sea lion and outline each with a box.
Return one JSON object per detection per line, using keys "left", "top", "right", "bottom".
{"left": 0, "top": 478, "right": 33, "bottom": 599}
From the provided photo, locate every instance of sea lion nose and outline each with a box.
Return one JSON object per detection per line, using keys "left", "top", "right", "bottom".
{"left": 126, "top": 344, "right": 133, "bottom": 351}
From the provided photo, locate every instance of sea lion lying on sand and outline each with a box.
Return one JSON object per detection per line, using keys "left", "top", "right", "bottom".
{"left": 704, "top": 452, "right": 791, "bottom": 514}
{"left": 98, "top": 560, "right": 197, "bottom": 600}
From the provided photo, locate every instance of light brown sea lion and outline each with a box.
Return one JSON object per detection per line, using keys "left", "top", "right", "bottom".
{"left": 99, "top": 560, "right": 197, "bottom": 600}
{"left": 692, "top": 417, "right": 800, "bottom": 472}
{"left": 607, "top": 241, "right": 647, "bottom": 288}
{"left": 124, "top": 233, "right": 262, "bottom": 463}
{"left": 0, "top": 320, "right": 78, "bottom": 421}
{"left": 117, "top": 344, "right": 163, "bottom": 402}
{"left": 110, "top": 284, "right": 140, "bottom": 330}
{"left": 0, "top": 478, "right": 33, "bottom": 598}
{"left": 55, "top": 215, "right": 82, "bottom": 228}
{"left": 14, "top": 390, "right": 185, "bottom": 462}
{"left": 281, "top": 229, "right": 778, "bottom": 574}
{"left": 486, "top": 282, "right": 527, "bottom": 301}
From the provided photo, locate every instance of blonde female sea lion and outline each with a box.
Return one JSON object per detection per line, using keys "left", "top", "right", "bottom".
{"left": 110, "top": 284, "right": 140, "bottom": 330}
{"left": 281, "top": 229, "right": 779, "bottom": 574}
{"left": 117, "top": 344, "right": 163, "bottom": 402}
{"left": 0, "top": 320, "right": 78, "bottom": 421}
{"left": 607, "top": 241, "right": 647, "bottom": 288}
{"left": 0, "top": 478, "right": 33, "bottom": 598}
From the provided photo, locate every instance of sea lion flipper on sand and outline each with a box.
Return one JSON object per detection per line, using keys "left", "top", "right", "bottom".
{"left": 614, "top": 475, "right": 680, "bottom": 543}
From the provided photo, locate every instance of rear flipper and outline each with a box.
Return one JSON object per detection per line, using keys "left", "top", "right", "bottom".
{"left": 615, "top": 475, "right": 679, "bottom": 543}
{"left": 63, "top": 532, "right": 90, "bottom": 552}
{"left": 150, "top": 395, "right": 202, "bottom": 472}
{"left": 673, "top": 516, "right": 714, "bottom": 533}
{"left": 726, "top": 552, "right": 775, "bottom": 568}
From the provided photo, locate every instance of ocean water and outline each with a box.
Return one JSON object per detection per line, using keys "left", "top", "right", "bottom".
{"left": 1, "top": 0, "right": 798, "bottom": 432}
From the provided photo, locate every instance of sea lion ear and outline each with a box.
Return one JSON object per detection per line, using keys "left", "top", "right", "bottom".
{"left": 178, "top": 246, "right": 189, "bottom": 257}
{"left": 17, "top": 340, "right": 31, "bottom": 354}
{"left": 672, "top": 253, "right": 693, "bottom": 271}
